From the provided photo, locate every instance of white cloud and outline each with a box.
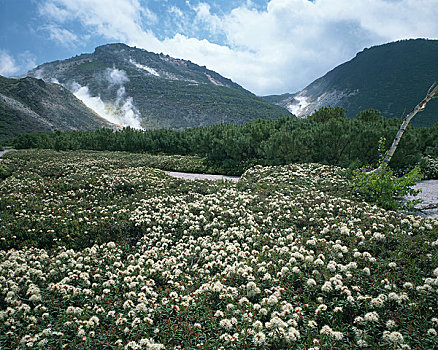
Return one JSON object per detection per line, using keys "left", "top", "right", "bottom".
{"left": 0, "top": 51, "right": 19, "bottom": 76}
{"left": 193, "top": 3, "right": 222, "bottom": 34}
{"left": 38, "top": 0, "right": 438, "bottom": 95}
{"left": 0, "top": 51, "right": 36, "bottom": 77}
{"left": 39, "top": 0, "right": 157, "bottom": 46}
{"left": 169, "top": 6, "right": 183, "bottom": 18}
{"left": 40, "top": 25, "right": 79, "bottom": 47}
{"left": 18, "top": 51, "right": 37, "bottom": 72}
{"left": 38, "top": 1, "right": 70, "bottom": 22}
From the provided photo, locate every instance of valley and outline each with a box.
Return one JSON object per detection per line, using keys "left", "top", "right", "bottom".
{"left": 1, "top": 37, "right": 438, "bottom": 350}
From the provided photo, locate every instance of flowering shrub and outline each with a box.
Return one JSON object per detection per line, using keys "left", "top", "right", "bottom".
{"left": 0, "top": 150, "right": 437, "bottom": 349}
{"left": 420, "top": 156, "right": 438, "bottom": 180}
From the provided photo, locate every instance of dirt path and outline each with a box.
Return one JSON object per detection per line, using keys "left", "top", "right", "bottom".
{"left": 0, "top": 148, "right": 15, "bottom": 161}
{"left": 404, "top": 180, "right": 438, "bottom": 218}
{"left": 166, "top": 171, "right": 240, "bottom": 182}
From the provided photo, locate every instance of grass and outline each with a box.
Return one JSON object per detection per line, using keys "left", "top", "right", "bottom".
{"left": 0, "top": 149, "right": 437, "bottom": 349}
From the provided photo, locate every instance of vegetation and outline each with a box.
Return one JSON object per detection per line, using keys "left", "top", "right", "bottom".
{"left": 352, "top": 138, "right": 423, "bottom": 211}
{"left": 13, "top": 107, "right": 438, "bottom": 177}
{"left": 25, "top": 43, "right": 290, "bottom": 131}
{"left": 265, "top": 39, "right": 438, "bottom": 126}
{"left": 0, "top": 75, "right": 113, "bottom": 145}
{"left": 0, "top": 150, "right": 437, "bottom": 349}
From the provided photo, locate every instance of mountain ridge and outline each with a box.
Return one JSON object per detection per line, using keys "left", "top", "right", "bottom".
{"left": 264, "top": 39, "right": 438, "bottom": 126}
{"left": 24, "top": 43, "right": 290, "bottom": 130}
{"left": 0, "top": 75, "right": 115, "bottom": 144}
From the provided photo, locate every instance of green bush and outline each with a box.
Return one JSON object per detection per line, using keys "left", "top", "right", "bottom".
{"left": 419, "top": 155, "right": 438, "bottom": 179}
{"left": 353, "top": 139, "right": 423, "bottom": 210}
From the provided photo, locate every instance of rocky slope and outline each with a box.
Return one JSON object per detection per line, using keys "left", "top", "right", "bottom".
{"left": 0, "top": 76, "right": 114, "bottom": 144}
{"left": 264, "top": 39, "right": 438, "bottom": 126}
{"left": 24, "top": 43, "right": 289, "bottom": 130}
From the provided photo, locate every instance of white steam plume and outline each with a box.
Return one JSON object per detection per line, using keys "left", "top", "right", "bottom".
{"left": 106, "top": 68, "right": 129, "bottom": 85}
{"left": 71, "top": 80, "right": 142, "bottom": 129}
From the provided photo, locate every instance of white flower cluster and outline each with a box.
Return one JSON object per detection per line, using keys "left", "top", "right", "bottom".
{"left": 0, "top": 153, "right": 437, "bottom": 349}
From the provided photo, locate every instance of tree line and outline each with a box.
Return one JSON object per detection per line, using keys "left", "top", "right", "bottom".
{"left": 13, "top": 107, "right": 438, "bottom": 176}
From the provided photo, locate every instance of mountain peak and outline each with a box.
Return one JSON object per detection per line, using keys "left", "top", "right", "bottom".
{"left": 264, "top": 39, "right": 438, "bottom": 126}
{"left": 94, "top": 42, "right": 132, "bottom": 54}
{"left": 23, "top": 44, "right": 288, "bottom": 130}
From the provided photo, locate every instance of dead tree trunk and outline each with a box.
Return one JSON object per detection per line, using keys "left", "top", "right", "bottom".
{"left": 369, "top": 82, "right": 438, "bottom": 173}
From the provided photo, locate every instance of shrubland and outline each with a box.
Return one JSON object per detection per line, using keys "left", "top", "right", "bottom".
{"left": 12, "top": 107, "right": 438, "bottom": 177}
{"left": 0, "top": 150, "right": 437, "bottom": 349}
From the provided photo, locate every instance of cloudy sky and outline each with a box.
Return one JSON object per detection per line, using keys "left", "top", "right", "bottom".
{"left": 1, "top": 0, "right": 437, "bottom": 95}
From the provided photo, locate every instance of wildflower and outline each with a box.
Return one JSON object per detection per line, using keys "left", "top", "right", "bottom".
{"left": 307, "top": 278, "right": 317, "bottom": 287}
{"left": 308, "top": 320, "right": 317, "bottom": 328}
{"left": 253, "top": 321, "right": 263, "bottom": 330}
{"left": 357, "top": 339, "right": 368, "bottom": 347}
{"left": 383, "top": 331, "right": 405, "bottom": 344}
{"left": 214, "top": 310, "right": 224, "bottom": 318}
{"left": 286, "top": 327, "right": 300, "bottom": 341}
{"left": 315, "top": 304, "right": 327, "bottom": 315}
{"left": 219, "top": 319, "right": 233, "bottom": 330}
{"left": 253, "top": 331, "right": 266, "bottom": 346}
{"left": 78, "top": 328, "right": 86, "bottom": 337}
{"left": 321, "top": 281, "right": 333, "bottom": 292}
{"left": 386, "top": 320, "right": 396, "bottom": 329}
{"left": 364, "top": 312, "right": 379, "bottom": 322}
{"left": 320, "top": 325, "right": 333, "bottom": 335}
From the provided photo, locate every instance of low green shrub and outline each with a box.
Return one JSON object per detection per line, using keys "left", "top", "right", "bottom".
{"left": 419, "top": 155, "right": 438, "bottom": 179}
{"left": 353, "top": 139, "right": 423, "bottom": 210}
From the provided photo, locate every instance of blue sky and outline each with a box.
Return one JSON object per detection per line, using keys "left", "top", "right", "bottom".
{"left": 1, "top": 0, "right": 438, "bottom": 95}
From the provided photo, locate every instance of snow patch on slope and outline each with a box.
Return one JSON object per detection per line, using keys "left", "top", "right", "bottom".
{"left": 129, "top": 59, "right": 160, "bottom": 77}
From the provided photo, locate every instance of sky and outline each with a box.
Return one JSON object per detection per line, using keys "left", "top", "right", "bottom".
{"left": 0, "top": 0, "right": 437, "bottom": 96}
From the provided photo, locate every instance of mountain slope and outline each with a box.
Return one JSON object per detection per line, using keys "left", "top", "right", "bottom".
{"left": 0, "top": 75, "right": 115, "bottom": 144}
{"left": 25, "top": 43, "right": 290, "bottom": 129}
{"left": 264, "top": 39, "right": 438, "bottom": 126}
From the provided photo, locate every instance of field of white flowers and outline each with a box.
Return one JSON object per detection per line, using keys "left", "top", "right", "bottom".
{"left": 0, "top": 149, "right": 437, "bottom": 349}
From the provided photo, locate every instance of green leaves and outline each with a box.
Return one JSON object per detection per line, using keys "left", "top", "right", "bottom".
{"left": 353, "top": 161, "right": 423, "bottom": 211}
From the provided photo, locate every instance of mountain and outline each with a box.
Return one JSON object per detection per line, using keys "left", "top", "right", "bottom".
{"left": 264, "top": 39, "right": 438, "bottom": 126}
{"left": 0, "top": 75, "right": 114, "bottom": 144}
{"left": 24, "top": 43, "right": 290, "bottom": 130}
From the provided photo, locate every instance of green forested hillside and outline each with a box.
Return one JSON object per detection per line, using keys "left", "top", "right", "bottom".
{"left": 265, "top": 39, "right": 438, "bottom": 126}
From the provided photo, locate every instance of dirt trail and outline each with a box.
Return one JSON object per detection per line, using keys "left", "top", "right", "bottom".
{"left": 0, "top": 148, "right": 15, "bottom": 161}
{"left": 165, "top": 171, "right": 240, "bottom": 182}
{"left": 405, "top": 180, "right": 438, "bottom": 218}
